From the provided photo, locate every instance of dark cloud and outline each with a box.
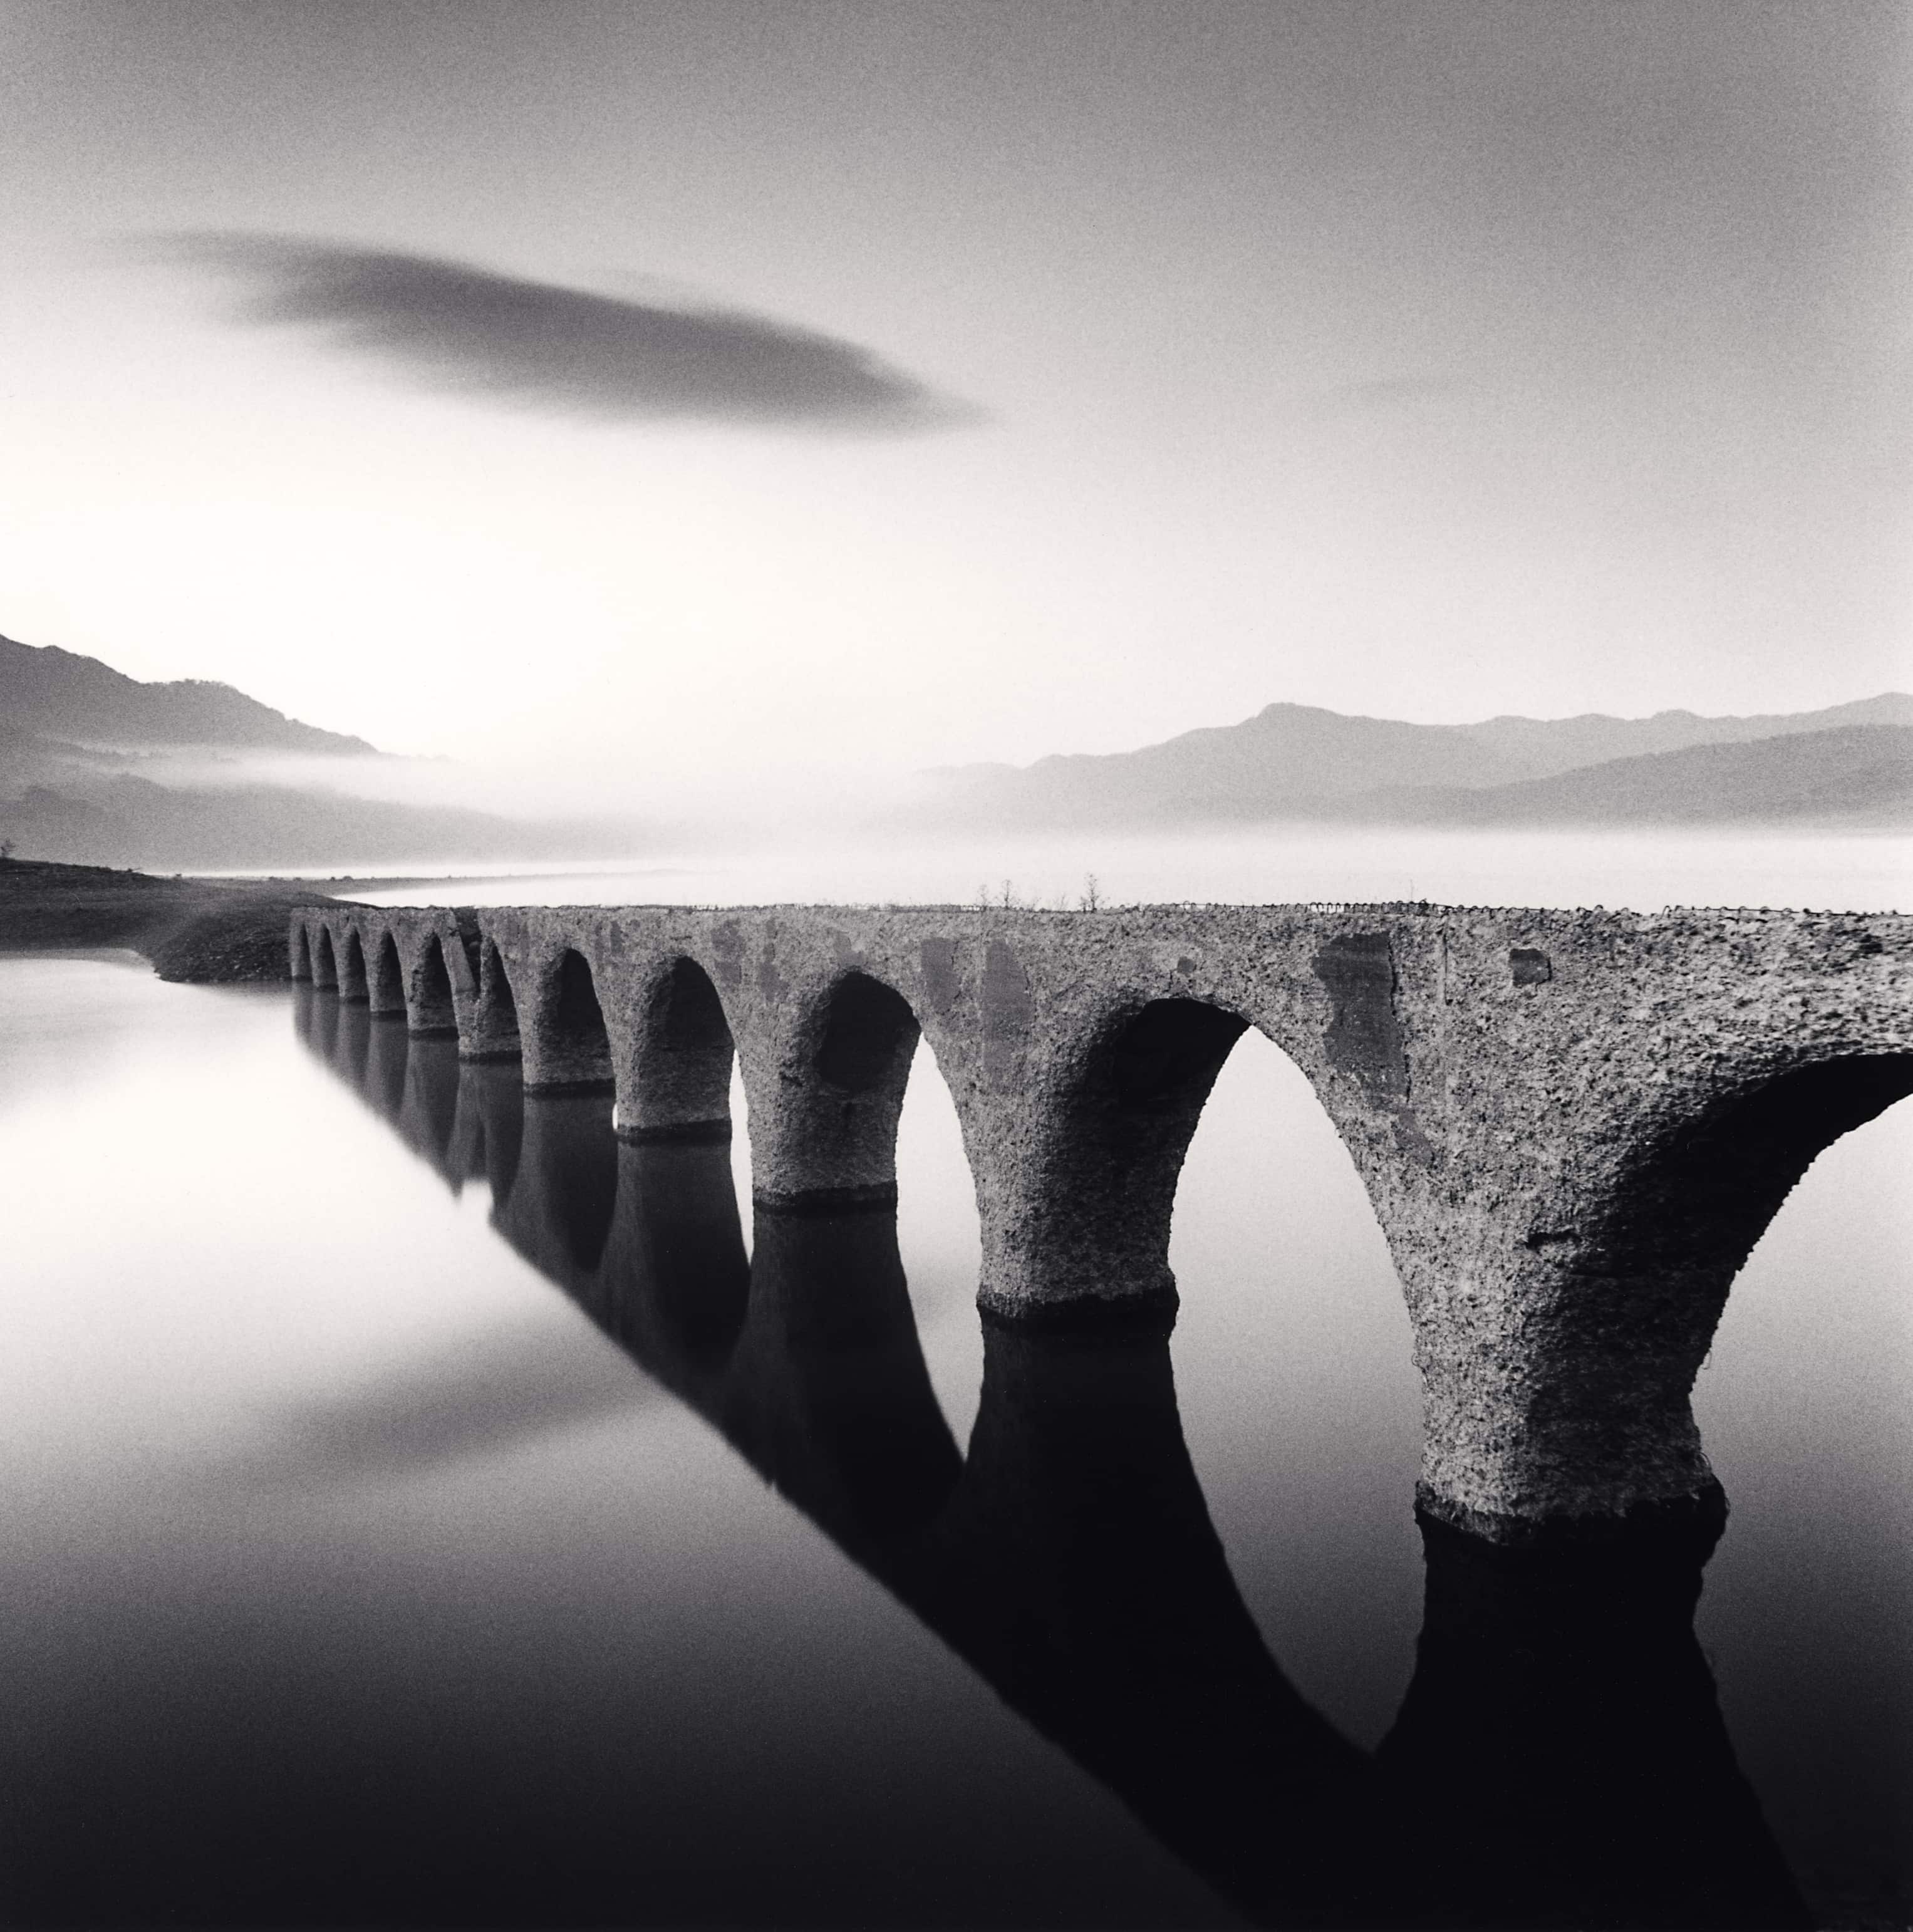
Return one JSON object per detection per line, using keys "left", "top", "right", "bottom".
{"left": 160, "top": 232, "right": 981, "bottom": 433}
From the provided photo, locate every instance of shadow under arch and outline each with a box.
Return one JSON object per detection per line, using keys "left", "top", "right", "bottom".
{"left": 530, "top": 947, "right": 613, "bottom": 1094}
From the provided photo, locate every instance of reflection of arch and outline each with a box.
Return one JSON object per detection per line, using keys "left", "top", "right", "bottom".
{"left": 621, "top": 956, "right": 737, "bottom": 1143}
{"left": 284, "top": 1028, "right": 1816, "bottom": 1932}
{"left": 530, "top": 948, "right": 613, "bottom": 1093}
{"left": 525, "top": 1093, "right": 620, "bottom": 1272}
{"left": 619, "top": 1141, "right": 752, "bottom": 1368}
{"left": 409, "top": 934, "right": 459, "bottom": 1037}
{"left": 338, "top": 927, "right": 368, "bottom": 1002}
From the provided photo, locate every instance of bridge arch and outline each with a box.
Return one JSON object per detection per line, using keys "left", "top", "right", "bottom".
{"left": 749, "top": 968, "right": 927, "bottom": 1212}
{"left": 407, "top": 933, "right": 459, "bottom": 1037}
{"left": 525, "top": 946, "right": 614, "bottom": 1094}
{"left": 469, "top": 939, "right": 522, "bottom": 1060}
{"left": 1000, "top": 995, "right": 1255, "bottom": 1319}
{"left": 615, "top": 953, "right": 740, "bottom": 1144}
{"left": 312, "top": 923, "right": 338, "bottom": 990}
{"left": 1572, "top": 1051, "right": 1913, "bottom": 1493}
{"left": 370, "top": 929, "right": 406, "bottom": 1015}
{"left": 338, "top": 926, "right": 369, "bottom": 1003}
{"left": 290, "top": 923, "right": 312, "bottom": 982}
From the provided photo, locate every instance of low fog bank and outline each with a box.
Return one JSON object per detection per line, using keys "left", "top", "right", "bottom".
{"left": 336, "top": 825, "right": 1912, "bottom": 919}
{"left": 5, "top": 696, "right": 1909, "bottom": 891}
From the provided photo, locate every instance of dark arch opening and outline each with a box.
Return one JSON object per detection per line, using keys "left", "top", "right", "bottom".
{"left": 532, "top": 948, "right": 613, "bottom": 1093}
{"left": 1637, "top": 1054, "right": 1913, "bottom": 1274}
{"left": 625, "top": 957, "right": 737, "bottom": 1143}
{"left": 314, "top": 926, "right": 337, "bottom": 987}
{"left": 817, "top": 972, "right": 920, "bottom": 1094}
{"left": 411, "top": 934, "right": 458, "bottom": 1036}
{"left": 340, "top": 928, "right": 368, "bottom": 1002}
{"left": 1111, "top": 999, "right": 1249, "bottom": 1111}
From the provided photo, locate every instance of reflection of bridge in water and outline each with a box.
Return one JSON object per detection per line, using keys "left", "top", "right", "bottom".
{"left": 298, "top": 988, "right": 1815, "bottom": 1929}
{"left": 292, "top": 900, "right": 1913, "bottom": 1545}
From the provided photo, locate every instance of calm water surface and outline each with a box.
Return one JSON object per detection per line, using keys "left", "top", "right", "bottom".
{"left": 1, "top": 840, "right": 1909, "bottom": 1926}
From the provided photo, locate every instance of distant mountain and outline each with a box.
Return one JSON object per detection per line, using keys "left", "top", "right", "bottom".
{"left": 1454, "top": 695, "right": 1913, "bottom": 781}
{"left": 926, "top": 695, "right": 1913, "bottom": 829}
{"left": 1372, "top": 725, "right": 1913, "bottom": 828}
{"left": 0, "top": 630, "right": 651, "bottom": 869}
{"left": 0, "top": 632, "right": 373, "bottom": 753}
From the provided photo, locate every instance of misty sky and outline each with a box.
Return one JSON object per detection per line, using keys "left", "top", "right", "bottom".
{"left": 3, "top": 0, "right": 1907, "bottom": 801}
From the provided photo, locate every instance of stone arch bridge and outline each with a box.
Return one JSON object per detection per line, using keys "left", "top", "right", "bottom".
{"left": 290, "top": 899, "right": 1912, "bottom": 1545}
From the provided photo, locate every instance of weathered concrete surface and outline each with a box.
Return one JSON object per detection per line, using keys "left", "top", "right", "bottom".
{"left": 289, "top": 1001, "right": 1818, "bottom": 1929}
{"left": 289, "top": 901, "right": 1913, "bottom": 1541}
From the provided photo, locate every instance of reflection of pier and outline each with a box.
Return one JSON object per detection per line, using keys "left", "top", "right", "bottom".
{"left": 296, "top": 993, "right": 1813, "bottom": 1929}
{"left": 292, "top": 901, "right": 1913, "bottom": 1544}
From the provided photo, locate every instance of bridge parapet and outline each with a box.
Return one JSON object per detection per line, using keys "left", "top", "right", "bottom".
{"left": 289, "top": 900, "right": 1913, "bottom": 1541}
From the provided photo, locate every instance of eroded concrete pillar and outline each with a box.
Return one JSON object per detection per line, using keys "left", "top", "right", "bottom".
{"left": 308, "top": 921, "right": 338, "bottom": 990}
{"left": 518, "top": 946, "right": 617, "bottom": 1093}
{"left": 365, "top": 925, "right": 408, "bottom": 1020}
{"left": 740, "top": 970, "right": 925, "bottom": 1211}
{"left": 462, "top": 939, "right": 522, "bottom": 1062}
{"left": 402, "top": 930, "right": 461, "bottom": 1037}
{"left": 1383, "top": 1049, "right": 1913, "bottom": 1540}
{"left": 967, "top": 997, "right": 1247, "bottom": 1326}
{"left": 611, "top": 956, "right": 737, "bottom": 1146}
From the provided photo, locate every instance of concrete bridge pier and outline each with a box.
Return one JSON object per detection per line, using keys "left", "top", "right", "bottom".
{"left": 1383, "top": 1048, "right": 1913, "bottom": 1540}
{"left": 464, "top": 936, "right": 523, "bottom": 1062}
{"left": 365, "top": 928, "right": 408, "bottom": 1021}
{"left": 738, "top": 969, "right": 929, "bottom": 1213}
{"left": 308, "top": 926, "right": 338, "bottom": 992}
{"left": 963, "top": 997, "right": 1251, "bottom": 1328}
{"left": 608, "top": 956, "right": 738, "bottom": 1148}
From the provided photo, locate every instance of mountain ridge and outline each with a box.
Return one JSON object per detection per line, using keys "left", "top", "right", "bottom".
{"left": 0, "top": 632, "right": 374, "bottom": 754}
{"left": 928, "top": 694, "right": 1913, "bottom": 829}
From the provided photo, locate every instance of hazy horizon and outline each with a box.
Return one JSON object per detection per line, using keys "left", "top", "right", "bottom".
{"left": 4, "top": 1, "right": 1907, "bottom": 802}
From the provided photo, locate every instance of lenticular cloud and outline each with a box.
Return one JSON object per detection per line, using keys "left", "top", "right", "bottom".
{"left": 160, "top": 232, "right": 981, "bottom": 434}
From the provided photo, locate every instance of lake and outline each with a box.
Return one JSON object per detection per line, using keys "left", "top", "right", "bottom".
{"left": 2, "top": 831, "right": 1908, "bottom": 1926}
